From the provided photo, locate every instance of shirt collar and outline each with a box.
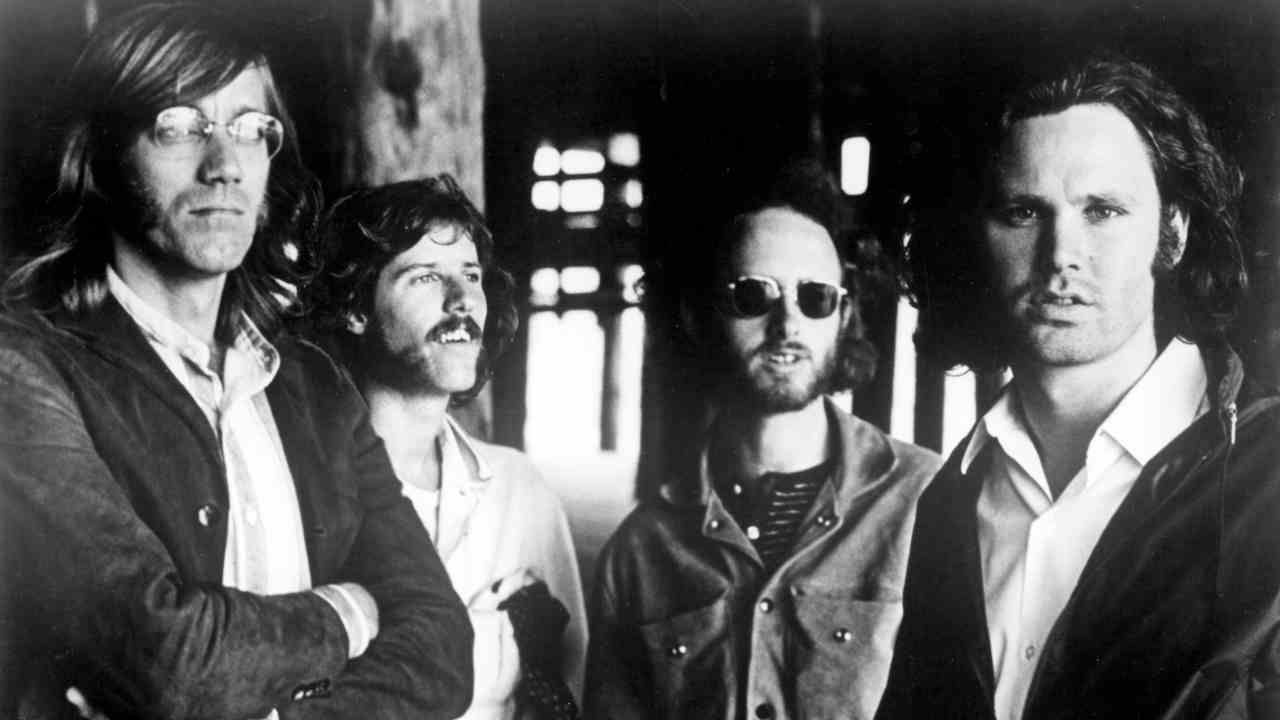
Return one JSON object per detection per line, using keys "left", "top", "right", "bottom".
{"left": 1098, "top": 338, "right": 1207, "bottom": 465}
{"left": 441, "top": 414, "right": 493, "bottom": 487}
{"left": 960, "top": 387, "right": 1015, "bottom": 474}
{"left": 958, "top": 339, "right": 1208, "bottom": 475}
{"left": 106, "top": 265, "right": 279, "bottom": 381}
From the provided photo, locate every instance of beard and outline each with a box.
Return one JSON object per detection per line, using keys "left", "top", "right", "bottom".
{"left": 727, "top": 341, "right": 839, "bottom": 414}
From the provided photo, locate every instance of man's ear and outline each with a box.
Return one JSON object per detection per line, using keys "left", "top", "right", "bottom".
{"left": 1167, "top": 206, "right": 1190, "bottom": 267}
{"left": 345, "top": 312, "right": 368, "bottom": 335}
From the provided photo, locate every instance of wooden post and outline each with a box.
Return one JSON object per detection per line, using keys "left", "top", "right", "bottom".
{"left": 343, "top": 0, "right": 486, "bottom": 208}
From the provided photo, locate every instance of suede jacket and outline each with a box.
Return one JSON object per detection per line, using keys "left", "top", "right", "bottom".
{"left": 877, "top": 343, "right": 1280, "bottom": 720}
{"left": 585, "top": 399, "right": 941, "bottom": 720}
{"left": 0, "top": 299, "right": 473, "bottom": 720}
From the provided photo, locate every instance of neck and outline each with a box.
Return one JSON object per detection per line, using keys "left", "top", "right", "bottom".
{"left": 1011, "top": 330, "right": 1159, "bottom": 497}
{"left": 712, "top": 396, "right": 832, "bottom": 486}
{"left": 112, "top": 238, "right": 225, "bottom": 348}
{"left": 365, "top": 381, "right": 452, "bottom": 492}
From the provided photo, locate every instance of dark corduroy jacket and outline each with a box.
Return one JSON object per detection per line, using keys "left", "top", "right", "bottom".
{"left": 0, "top": 298, "right": 473, "bottom": 719}
{"left": 878, "top": 343, "right": 1280, "bottom": 720}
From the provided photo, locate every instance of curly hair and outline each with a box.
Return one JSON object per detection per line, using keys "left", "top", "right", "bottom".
{"left": 0, "top": 3, "right": 321, "bottom": 341}
{"left": 907, "top": 54, "right": 1247, "bottom": 372}
{"left": 677, "top": 157, "right": 892, "bottom": 392}
{"left": 303, "top": 175, "right": 518, "bottom": 405}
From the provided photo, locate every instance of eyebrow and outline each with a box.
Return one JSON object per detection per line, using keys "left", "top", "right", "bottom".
{"left": 390, "top": 261, "right": 482, "bottom": 280}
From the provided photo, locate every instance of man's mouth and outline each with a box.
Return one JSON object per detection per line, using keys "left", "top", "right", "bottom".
{"left": 1030, "top": 290, "right": 1089, "bottom": 307}
{"left": 757, "top": 344, "right": 809, "bottom": 366}
{"left": 428, "top": 317, "right": 482, "bottom": 345}
{"left": 190, "top": 206, "right": 244, "bottom": 216}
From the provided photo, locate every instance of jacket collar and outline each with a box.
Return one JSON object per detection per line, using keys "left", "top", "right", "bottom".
{"left": 658, "top": 396, "right": 900, "bottom": 517}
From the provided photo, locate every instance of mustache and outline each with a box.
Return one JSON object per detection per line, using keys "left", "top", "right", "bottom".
{"left": 753, "top": 340, "right": 812, "bottom": 359}
{"left": 426, "top": 314, "right": 484, "bottom": 342}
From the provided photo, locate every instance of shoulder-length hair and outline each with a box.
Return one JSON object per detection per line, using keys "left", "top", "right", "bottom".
{"left": 303, "top": 175, "right": 518, "bottom": 405}
{"left": 1, "top": 2, "right": 320, "bottom": 340}
{"left": 907, "top": 54, "right": 1247, "bottom": 372}
{"left": 678, "top": 157, "right": 891, "bottom": 392}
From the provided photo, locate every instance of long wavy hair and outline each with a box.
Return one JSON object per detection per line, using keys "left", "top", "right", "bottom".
{"left": 303, "top": 175, "right": 518, "bottom": 405}
{"left": 1, "top": 3, "right": 320, "bottom": 340}
{"left": 907, "top": 54, "right": 1246, "bottom": 372}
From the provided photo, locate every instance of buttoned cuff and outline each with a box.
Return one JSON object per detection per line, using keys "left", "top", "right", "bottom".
{"left": 312, "top": 583, "right": 377, "bottom": 659}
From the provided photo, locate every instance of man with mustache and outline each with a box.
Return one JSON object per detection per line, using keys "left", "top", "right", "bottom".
{"left": 0, "top": 5, "right": 471, "bottom": 718}
{"left": 584, "top": 160, "right": 941, "bottom": 720}
{"left": 305, "top": 177, "right": 588, "bottom": 720}
{"left": 877, "top": 55, "right": 1280, "bottom": 719}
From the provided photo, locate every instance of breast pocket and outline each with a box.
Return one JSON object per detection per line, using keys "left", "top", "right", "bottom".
{"left": 638, "top": 595, "right": 735, "bottom": 719}
{"left": 789, "top": 587, "right": 903, "bottom": 720}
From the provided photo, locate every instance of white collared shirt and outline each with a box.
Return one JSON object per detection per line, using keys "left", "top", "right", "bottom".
{"left": 398, "top": 415, "right": 588, "bottom": 720}
{"left": 963, "top": 339, "right": 1208, "bottom": 720}
{"left": 107, "top": 267, "right": 311, "bottom": 595}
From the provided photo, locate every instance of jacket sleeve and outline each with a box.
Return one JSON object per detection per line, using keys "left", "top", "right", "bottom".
{"left": 0, "top": 342, "right": 350, "bottom": 720}
{"left": 583, "top": 547, "right": 649, "bottom": 720}
{"left": 279, "top": 377, "right": 474, "bottom": 719}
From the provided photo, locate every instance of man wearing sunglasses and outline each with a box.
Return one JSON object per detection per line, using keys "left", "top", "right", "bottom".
{"left": 585, "top": 160, "right": 941, "bottom": 720}
{"left": 0, "top": 5, "right": 470, "bottom": 719}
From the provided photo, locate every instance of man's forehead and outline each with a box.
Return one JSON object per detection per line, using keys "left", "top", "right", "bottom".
{"left": 387, "top": 225, "right": 478, "bottom": 269}
{"left": 990, "top": 103, "right": 1157, "bottom": 191}
{"left": 730, "top": 207, "right": 841, "bottom": 276}
{"left": 181, "top": 65, "right": 270, "bottom": 115}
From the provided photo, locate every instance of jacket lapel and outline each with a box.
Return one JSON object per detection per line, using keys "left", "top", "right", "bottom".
{"left": 954, "top": 447, "right": 999, "bottom": 705}
{"left": 58, "top": 298, "right": 223, "bottom": 468}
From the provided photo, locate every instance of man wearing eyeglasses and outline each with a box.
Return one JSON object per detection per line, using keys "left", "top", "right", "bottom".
{"left": 0, "top": 5, "right": 471, "bottom": 719}
{"left": 584, "top": 159, "right": 941, "bottom": 720}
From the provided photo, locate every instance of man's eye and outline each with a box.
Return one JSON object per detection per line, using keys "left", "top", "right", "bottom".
{"left": 464, "top": 271, "right": 483, "bottom": 284}
{"left": 410, "top": 272, "right": 441, "bottom": 285}
{"left": 1085, "top": 205, "right": 1124, "bottom": 221}
{"left": 999, "top": 205, "right": 1040, "bottom": 225}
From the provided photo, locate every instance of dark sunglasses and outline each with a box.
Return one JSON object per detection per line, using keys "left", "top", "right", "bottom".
{"left": 720, "top": 275, "right": 847, "bottom": 319}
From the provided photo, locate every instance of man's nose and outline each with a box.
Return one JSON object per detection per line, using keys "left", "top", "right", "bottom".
{"left": 763, "top": 287, "right": 803, "bottom": 339}
{"left": 443, "top": 277, "right": 478, "bottom": 314}
{"left": 1041, "top": 214, "right": 1088, "bottom": 273}
{"left": 197, "top": 129, "right": 244, "bottom": 185}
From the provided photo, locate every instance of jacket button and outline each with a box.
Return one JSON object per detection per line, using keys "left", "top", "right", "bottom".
{"left": 755, "top": 702, "right": 774, "bottom": 719}
{"left": 667, "top": 643, "right": 688, "bottom": 658}
{"left": 833, "top": 628, "right": 852, "bottom": 643}
{"left": 196, "top": 503, "right": 220, "bottom": 527}
{"left": 708, "top": 519, "right": 722, "bottom": 531}
{"left": 758, "top": 598, "right": 773, "bottom": 613}
{"left": 816, "top": 513, "right": 835, "bottom": 527}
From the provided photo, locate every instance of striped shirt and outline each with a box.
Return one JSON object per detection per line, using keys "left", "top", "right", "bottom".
{"left": 720, "top": 460, "right": 833, "bottom": 573}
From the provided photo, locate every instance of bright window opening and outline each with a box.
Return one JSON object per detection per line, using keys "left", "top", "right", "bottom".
{"left": 531, "top": 180, "right": 560, "bottom": 211}
{"left": 533, "top": 144, "right": 560, "bottom": 177}
{"left": 529, "top": 267, "right": 560, "bottom": 306}
{"left": 942, "top": 368, "right": 977, "bottom": 456}
{"left": 618, "top": 264, "right": 644, "bottom": 303}
{"left": 560, "top": 148, "right": 606, "bottom": 175}
{"left": 840, "top": 136, "right": 871, "bottom": 196}
{"left": 890, "top": 296, "right": 918, "bottom": 443}
{"left": 561, "top": 266, "right": 601, "bottom": 294}
{"left": 560, "top": 179, "right": 605, "bottom": 212}
{"left": 607, "top": 132, "right": 641, "bottom": 167}
{"left": 622, "top": 179, "right": 643, "bottom": 208}
{"left": 525, "top": 310, "right": 605, "bottom": 456}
